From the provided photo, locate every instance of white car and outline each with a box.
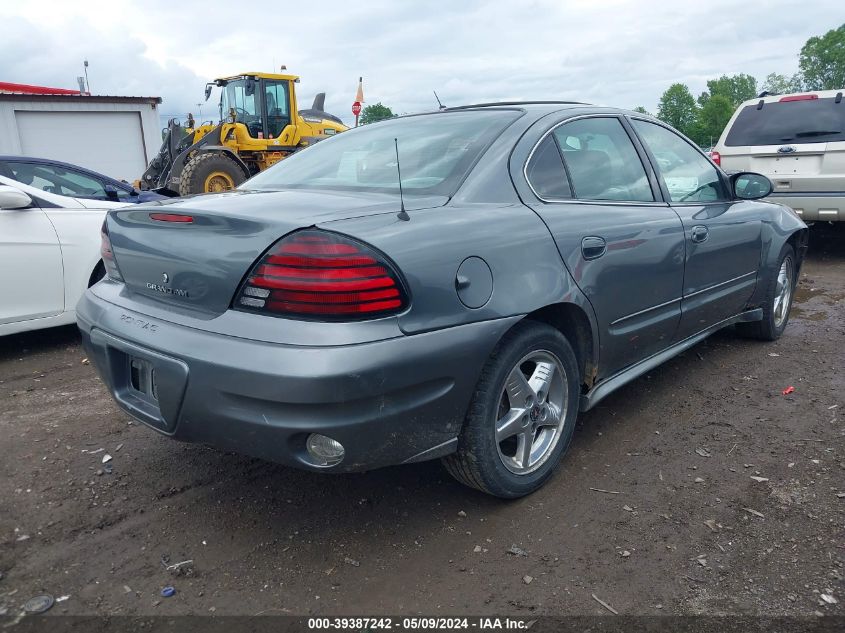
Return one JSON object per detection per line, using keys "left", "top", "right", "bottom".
{"left": 0, "top": 174, "right": 130, "bottom": 336}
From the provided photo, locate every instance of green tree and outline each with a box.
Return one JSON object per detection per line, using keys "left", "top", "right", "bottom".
{"left": 657, "top": 83, "right": 698, "bottom": 136}
{"left": 696, "top": 94, "right": 734, "bottom": 147}
{"left": 761, "top": 72, "right": 804, "bottom": 95}
{"left": 700, "top": 74, "right": 758, "bottom": 107}
{"left": 799, "top": 23, "right": 845, "bottom": 90}
{"left": 359, "top": 102, "right": 394, "bottom": 125}
{"left": 632, "top": 106, "right": 651, "bottom": 115}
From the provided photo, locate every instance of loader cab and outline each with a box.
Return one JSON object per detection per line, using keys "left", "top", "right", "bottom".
{"left": 216, "top": 74, "right": 297, "bottom": 142}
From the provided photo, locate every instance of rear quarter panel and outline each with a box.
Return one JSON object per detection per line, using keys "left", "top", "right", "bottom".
{"left": 323, "top": 202, "right": 591, "bottom": 335}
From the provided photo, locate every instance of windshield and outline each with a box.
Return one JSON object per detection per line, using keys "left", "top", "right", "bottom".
{"left": 244, "top": 110, "right": 521, "bottom": 196}
{"left": 725, "top": 97, "right": 845, "bottom": 146}
{"left": 220, "top": 79, "right": 260, "bottom": 126}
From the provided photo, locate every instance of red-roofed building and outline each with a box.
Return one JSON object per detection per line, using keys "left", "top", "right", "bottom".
{"left": 0, "top": 82, "right": 162, "bottom": 181}
{"left": 0, "top": 81, "right": 88, "bottom": 95}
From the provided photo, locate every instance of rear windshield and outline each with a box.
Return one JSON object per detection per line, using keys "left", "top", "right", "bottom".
{"left": 244, "top": 110, "right": 520, "bottom": 196}
{"left": 725, "top": 97, "right": 845, "bottom": 146}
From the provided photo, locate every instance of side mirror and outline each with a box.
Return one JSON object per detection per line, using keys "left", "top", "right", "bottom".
{"left": 0, "top": 185, "right": 33, "bottom": 210}
{"left": 104, "top": 185, "right": 120, "bottom": 201}
{"left": 204, "top": 83, "right": 213, "bottom": 101}
{"left": 245, "top": 78, "right": 255, "bottom": 97}
{"left": 731, "top": 172, "right": 773, "bottom": 200}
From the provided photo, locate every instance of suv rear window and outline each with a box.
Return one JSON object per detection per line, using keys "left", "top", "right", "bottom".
{"left": 725, "top": 96, "right": 845, "bottom": 146}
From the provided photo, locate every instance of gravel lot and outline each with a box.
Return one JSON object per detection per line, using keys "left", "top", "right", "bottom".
{"left": 1, "top": 224, "right": 842, "bottom": 618}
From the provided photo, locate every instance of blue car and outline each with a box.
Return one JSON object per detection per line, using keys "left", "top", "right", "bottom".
{"left": 0, "top": 156, "right": 166, "bottom": 204}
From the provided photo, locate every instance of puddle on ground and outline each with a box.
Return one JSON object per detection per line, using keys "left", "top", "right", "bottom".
{"left": 793, "top": 284, "right": 844, "bottom": 305}
{"left": 790, "top": 305, "right": 829, "bottom": 321}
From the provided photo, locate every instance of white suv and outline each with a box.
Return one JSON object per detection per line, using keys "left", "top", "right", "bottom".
{"left": 713, "top": 89, "right": 845, "bottom": 222}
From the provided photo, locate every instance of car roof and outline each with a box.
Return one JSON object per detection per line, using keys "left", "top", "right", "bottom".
{"left": 0, "top": 155, "right": 128, "bottom": 187}
{"left": 445, "top": 100, "right": 587, "bottom": 110}
{"left": 432, "top": 101, "right": 645, "bottom": 119}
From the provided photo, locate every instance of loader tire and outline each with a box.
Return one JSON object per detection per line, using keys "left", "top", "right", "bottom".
{"left": 179, "top": 152, "right": 246, "bottom": 196}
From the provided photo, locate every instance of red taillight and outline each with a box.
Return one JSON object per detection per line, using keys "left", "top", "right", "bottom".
{"left": 709, "top": 150, "right": 721, "bottom": 166}
{"left": 149, "top": 213, "right": 193, "bottom": 223}
{"left": 779, "top": 94, "right": 818, "bottom": 102}
{"left": 234, "top": 230, "right": 408, "bottom": 320}
{"left": 100, "top": 219, "right": 123, "bottom": 281}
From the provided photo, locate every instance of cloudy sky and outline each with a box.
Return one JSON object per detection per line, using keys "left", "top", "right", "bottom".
{"left": 1, "top": 0, "right": 842, "bottom": 126}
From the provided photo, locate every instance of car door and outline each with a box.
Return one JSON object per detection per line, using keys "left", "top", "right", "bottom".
{"left": 262, "top": 79, "right": 295, "bottom": 142}
{"left": 522, "top": 115, "right": 686, "bottom": 377}
{"left": 0, "top": 183, "right": 64, "bottom": 324}
{"left": 629, "top": 119, "right": 763, "bottom": 340}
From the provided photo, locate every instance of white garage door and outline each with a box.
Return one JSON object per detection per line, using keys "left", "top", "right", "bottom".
{"left": 16, "top": 111, "right": 147, "bottom": 182}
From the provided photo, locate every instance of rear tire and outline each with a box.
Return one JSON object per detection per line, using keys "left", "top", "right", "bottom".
{"left": 737, "top": 244, "right": 796, "bottom": 341}
{"left": 179, "top": 152, "right": 246, "bottom": 196}
{"left": 443, "top": 321, "right": 580, "bottom": 498}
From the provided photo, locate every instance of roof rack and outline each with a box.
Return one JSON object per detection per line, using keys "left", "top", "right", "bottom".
{"left": 444, "top": 100, "right": 587, "bottom": 110}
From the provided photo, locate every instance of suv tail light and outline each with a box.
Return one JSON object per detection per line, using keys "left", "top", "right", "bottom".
{"left": 234, "top": 230, "right": 408, "bottom": 320}
{"left": 709, "top": 150, "right": 721, "bottom": 166}
{"left": 100, "top": 219, "right": 123, "bottom": 281}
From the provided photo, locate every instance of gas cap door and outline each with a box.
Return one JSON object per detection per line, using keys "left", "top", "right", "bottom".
{"left": 455, "top": 256, "right": 493, "bottom": 309}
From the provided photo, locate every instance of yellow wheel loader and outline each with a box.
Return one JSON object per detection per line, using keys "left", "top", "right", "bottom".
{"left": 140, "top": 72, "right": 347, "bottom": 196}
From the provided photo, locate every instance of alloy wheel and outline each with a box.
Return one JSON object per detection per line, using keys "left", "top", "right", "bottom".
{"left": 773, "top": 256, "right": 793, "bottom": 328}
{"left": 494, "top": 350, "right": 568, "bottom": 475}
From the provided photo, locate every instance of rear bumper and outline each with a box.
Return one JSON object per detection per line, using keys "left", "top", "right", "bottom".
{"left": 769, "top": 193, "right": 844, "bottom": 222}
{"left": 76, "top": 288, "right": 518, "bottom": 472}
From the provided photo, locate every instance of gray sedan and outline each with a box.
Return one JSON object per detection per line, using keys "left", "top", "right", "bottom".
{"left": 78, "top": 103, "right": 807, "bottom": 498}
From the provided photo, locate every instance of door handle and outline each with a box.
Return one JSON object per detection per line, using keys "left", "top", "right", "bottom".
{"left": 581, "top": 236, "right": 607, "bottom": 260}
{"left": 690, "top": 225, "right": 709, "bottom": 244}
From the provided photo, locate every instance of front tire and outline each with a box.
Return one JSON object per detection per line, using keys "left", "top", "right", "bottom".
{"left": 738, "top": 244, "right": 796, "bottom": 341}
{"left": 179, "top": 152, "right": 246, "bottom": 196}
{"left": 443, "top": 321, "right": 580, "bottom": 498}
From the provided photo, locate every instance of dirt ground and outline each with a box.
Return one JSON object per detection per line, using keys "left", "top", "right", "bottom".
{"left": 1, "top": 224, "right": 843, "bottom": 619}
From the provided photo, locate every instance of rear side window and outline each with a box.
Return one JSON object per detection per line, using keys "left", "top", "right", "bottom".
{"left": 725, "top": 97, "right": 845, "bottom": 146}
{"left": 525, "top": 136, "right": 571, "bottom": 199}
{"left": 552, "top": 118, "right": 654, "bottom": 202}
{"left": 632, "top": 119, "right": 728, "bottom": 203}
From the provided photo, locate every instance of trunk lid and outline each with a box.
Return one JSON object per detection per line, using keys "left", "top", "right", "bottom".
{"left": 108, "top": 188, "right": 446, "bottom": 315}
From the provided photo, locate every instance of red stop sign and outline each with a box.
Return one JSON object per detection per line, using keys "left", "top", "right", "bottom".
{"left": 352, "top": 101, "right": 362, "bottom": 116}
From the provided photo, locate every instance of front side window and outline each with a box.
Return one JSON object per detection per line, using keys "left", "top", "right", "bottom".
{"left": 245, "top": 110, "right": 521, "bottom": 196}
{"left": 221, "top": 79, "right": 261, "bottom": 137}
{"left": 6, "top": 162, "right": 107, "bottom": 199}
{"left": 552, "top": 117, "right": 654, "bottom": 202}
{"left": 632, "top": 119, "right": 728, "bottom": 203}
{"left": 108, "top": 184, "right": 134, "bottom": 200}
